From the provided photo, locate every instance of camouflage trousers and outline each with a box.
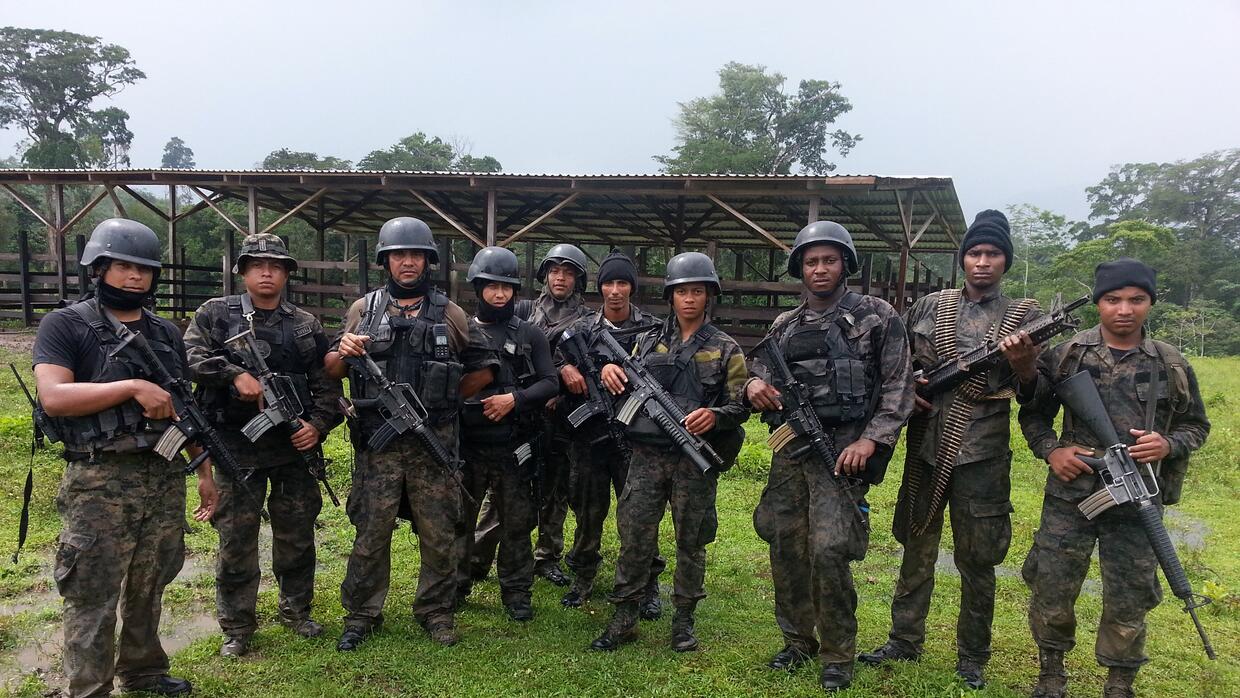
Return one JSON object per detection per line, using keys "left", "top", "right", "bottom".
{"left": 454, "top": 442, "right": 538, "bottom": 604}
{"left": 888, "top": 452, "right": 1014, "bottom": 662}
{"left": 753, "top": 447, "right": 870, "bottom": 664}
{"left": 54, "top": 452, "right": 186, "bottom": 698}
{"left": 470, "top": 426, "right": 571, "bottom": 575}
{"left": 1022, "top": 494, "right": 1162, "bottom": 669}
{"left": 341, "top": 426, "right": 463, "bottom": 631}
{"left": 609, "top": 442, "right": 717, "bottom": 607}
{"left": 212, "top": 460, "right": 322, "bottom": 639}
{"left": 565, "top": 438, "right": 666, "bottom": 588}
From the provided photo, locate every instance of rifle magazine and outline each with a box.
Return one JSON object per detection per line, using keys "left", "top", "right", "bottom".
{"left": 154, "top": 426, "right": 188, "bottom": 461}
{"left": 1078, "top": 488, "right": 1119, "bottom": 520}
{"left": 241, "top": 412, "right": 277, "bottom": 442}
{"left": 768, "top": 423, "right": 796, "bottom": 453}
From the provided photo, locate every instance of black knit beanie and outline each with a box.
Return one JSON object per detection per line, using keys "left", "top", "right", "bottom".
{"left": 959, "top": 209, "right": 1013, "bottom": 272}
{"left": 597, "top": 250, "right": 638, "bottom": 293}
{"left": 1092, "top": 258, "right": 1157, "bottom": 304}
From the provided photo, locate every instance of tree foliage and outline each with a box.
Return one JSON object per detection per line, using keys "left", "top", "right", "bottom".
{"left": 655, "top": 62, "right": 860, "bottom": 175}
{"left": 161, "top": 136, "right": 195, "bottom": 169}
{"left": 357, "top": 133, "right": 501, "bottom": 172}
{"left": 261, "top": 148, "right": 351, "bottom": 170}
{"left": 0, "top": 27, "right": 145, "bottom": 167}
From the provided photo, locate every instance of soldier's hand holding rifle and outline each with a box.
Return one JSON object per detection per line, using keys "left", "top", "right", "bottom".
{"left": 998, "top": 330, "right": 1038, "bottom": 383}
{"left": 337, "top": 332, "right": 371, "bottom": 357}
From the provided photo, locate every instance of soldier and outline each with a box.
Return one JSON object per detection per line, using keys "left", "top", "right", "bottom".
{"left": 453, "top": 246, "right": 558, "bottom": 621}
{"left": 745, "top": 221, "right": 914, "bottom": 692}
{"left": 470, "top": 244, "right": 592, "bottom": 587}
{"left": 589, "top": 252, "right": 748, "bottom": 654}
{"left": 1018, "top": 258, "right": 1210, "bottom": 698}
{"left": 326, "top": 217, "right": 485, "bottom": 649}
{"left": 33, "top": 218, "right": 215, "bottom": 697}
{"left": 183, "top": 233, "right": 342, "bottom": 658}
{"left": 559, "top": 251, "right": 666, "bottom": 614}
{"left": 860, "top": 210, "right": 1041, "bottom": 690}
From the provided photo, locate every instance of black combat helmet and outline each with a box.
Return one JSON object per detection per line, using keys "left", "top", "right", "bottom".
{"left": 536, "top": 243, "right": 588, "bottom": 287}
{"left": 467, "top": 246, "right": 522, "bottom": 289}
{"left": 663, "top": 251, "right": 720, "bottom": 299}
{"left": 80, "top": 218, "right": 163, "bottom": 269}
{"left": 787, "top": 221, "right": 859, "bottom": 277}
{"left": 374, "top": 217, "right": 439, "bottom": 265}
{"left": 233, "top": 232, "right": 298, "bottom": 274}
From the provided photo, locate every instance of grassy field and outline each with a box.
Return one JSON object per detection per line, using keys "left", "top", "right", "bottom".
{"left": 0, "top": 348, "right": 1236, "bottom": 697}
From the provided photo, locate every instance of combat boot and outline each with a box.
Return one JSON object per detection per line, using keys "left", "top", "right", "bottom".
{"left": 562, "top": 577, "right": 593, "bottom": 608}
{"left": 1030, "top": 649, "right": 1067, "bottom": 698}
{"left": 766, "top": 645, "right": 814, "bottom": 672}
{"left": 589, "top": 601, "right": 639, "bottom": 651}
{"left": 956, "top": 657, "right": 987, "bottom": 690}
{"left": 1103, "top": 667, "right": 1138, "bottom": 698}
{"left": 278, "top": 611, "right": 324, "bottom": 638}
{"left": 536, "top": 561, "right": 571, "bottom": 586}
{"left": 219, "top": 635, "right": 249, "bottom": 658}
{"left": 670, "top": 604, "right": 698, "bottom": 652}
{"left": 819, "top": 662, "right": 854, "bottom": 692}
{"left": 858, "top": 640, "right": 920, "bottom": 666}
{"left": 505, "top": 598, "right": 534, "bottom": 622}
{"left": 639, "top": 577, "right": 663, "bottom": 620}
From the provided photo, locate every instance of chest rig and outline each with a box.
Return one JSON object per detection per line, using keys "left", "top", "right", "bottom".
{"left": 764, "top": 292, "right": 874, "bottom": 429}
{"left": 626, "top": 321, "right": 719, "bottom": 445}
{"left": 50, "top": 299, "right": 182, "bottom": 456}
{"left": 349, "top": 287, "right": 462, "bottom": 426}
{"left": 462, "top": 315, "right": 538, "bottom": 441}
{"left": 199, "top": 294, "right": 316, "bottom": 425}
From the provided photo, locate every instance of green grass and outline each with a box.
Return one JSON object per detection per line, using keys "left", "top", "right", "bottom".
{"left": 1, "top": 351, "right": 1238, "bottom": 696}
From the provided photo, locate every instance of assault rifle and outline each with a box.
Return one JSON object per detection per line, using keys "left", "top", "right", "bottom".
{"left": 560, "top": 326, "right": 626, "bottom": 446}
{"left": 342, "top": 351, "right": 472, "bottom": 504}
{"left": 513, "top": 419, "right": 547, "bottom": 514}
{"left": 914, "top": 294, "right": 1088, "bottom": 399}
{"left": 594, "top": 329, "right": 722, "bottom": 474}
{"left": 1054, "top": 370, "right": 1215, "bottom": 660}
{"left": 227, "top": 329, "right": 339, "bottom": 507}
{"left": 753, "top": 337, "right": 871, "bottom": 524}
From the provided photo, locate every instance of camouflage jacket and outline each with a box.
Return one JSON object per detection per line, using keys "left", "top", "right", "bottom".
{"left": 748, "top": 292, "right": 914, "bottom": 449}
{"left": 1018, "top": 324, "right": 1211, "bottom": 502}
{"left": 635, "top": 316, "right": 750, "bottom": 433}
{"left": 904, "top": 286, "right": 1042, "bottom": 464}
{"left": 184, "top": 294, "right": 342, "bottom": 461}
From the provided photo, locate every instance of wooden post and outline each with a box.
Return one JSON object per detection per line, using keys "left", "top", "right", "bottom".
{"left": 317, "top": 201, "right": 326, "bottom": 313}
{"left": 767, "top": 249, "right": 777, "bottom": 307}
{"left": 485, "top": 190, "right": 497, "bottom": 246}
{"left": 357, "top": 239, "right": 369, "bottom": 295}
{"left": 439, "top": 239, "right": 451, "bottom": 293}
{"left": 75, "top": 235, "right": 88, "bottom": 299}
{"left": 224, "top": 228, "right": 236, "bottom": 295}
{"left": 896, "top": 246, "right": 910, "bottom": 312}
{"left": 19, "top": 230, "right": 33, "bottom": 326}
{"left": 808, "top": 196, "right": 820, "bottom": 224}
{"left": 732, "top": 248, "right": 743, "bottom": 307}
{"left": 950, "top": 252, "right": 959, "bottom": 288}
{"left": 54, "top": 184, "right": 66, "bottom": 299}
{"left": 167, "top": 185, "right": 178, "bottom": 316}
{"left": 861, "top": 253, "right": 873, "bottom": 296}
{"left": 524, "top": 241, "right": 536, "bottom": 292}
{"left": 911, "top": 262, "right": 921, "bottom": 304}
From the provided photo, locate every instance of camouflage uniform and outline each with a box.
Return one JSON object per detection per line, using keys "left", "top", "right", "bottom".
{"left": 749, "top": 292, "right": 914, "bottom": 665}
{"left": 1018, "top": 325, "right": 1209, "bottom": 669}
{"left": 34, "top": 300, "right": 190, "bottom": 697}
{"left": 609, "top": 318, "right": 748, "bottom": 611}
{"left": 563, "top": 306, "right": 666, "bottom": 597}
{"left": 453, "top": 313, "right": 557, "bottom": 608}
{"left": 471, "top": 292, "right": 590, "bottom": 576}
{"left": 336, "top": 290, "right": 477, "bottom": 633}
{"left": 882, "top": 287, "right": 1040, "bottom": 662}
{"left": 184, "top": 291, "right": 341, "bottom": 640}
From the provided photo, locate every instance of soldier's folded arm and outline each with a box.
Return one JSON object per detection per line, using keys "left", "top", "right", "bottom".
{"left": 708, "top": 343, "right": 750, "bottom": 431}
{"left": 513, "top": 329, "right": 559, "bottom": 412}
{"left": 1165, "top": 362, "right": 1211, "bottom": 459}
{"left": 859, "top": 312, "right": 915, "bottom": 447}
{"left": 183, "top": 299, "right": 248, "bottom": 386}
{"left": 324, "top": 298, "right": 366, "bottom": 379}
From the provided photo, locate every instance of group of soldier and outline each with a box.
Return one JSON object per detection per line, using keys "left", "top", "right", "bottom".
{"left": 30, "top": 207, "right": 1209, "bottom": 697}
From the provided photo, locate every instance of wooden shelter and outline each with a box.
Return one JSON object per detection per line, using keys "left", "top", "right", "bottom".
{"left": 0, "top": 169, "right": 967, "bottom": 346}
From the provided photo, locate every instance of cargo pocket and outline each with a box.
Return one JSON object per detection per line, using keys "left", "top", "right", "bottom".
{"left": 961, "top": 499, "right": 1014, "bottom": 567}
{"left": 157, "top": 528, "right": 187, "bottom": 587}
{"left": 54, "top": 531, "right": 97, "bottom": 597}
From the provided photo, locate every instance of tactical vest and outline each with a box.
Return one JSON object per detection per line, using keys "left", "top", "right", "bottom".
{"left": 1054, "top": 333, "right": 1193, "bottom": 505}
{"left": 196, "top": 294, "right": 316, "bottom": 425}
{"left": 348, "top": 287, "right": 463, "bottom": 427}
{"left": 46, "top": 299, "right": 182, "bottom": 456}
{"left": 461, "top": 315, "right": 539, "bottom": 442}
{"left": 626, "top": 322, "right": 718, "bottom": 446}
{"left": 762, "top": 292, "right": 874, "bottom": 429}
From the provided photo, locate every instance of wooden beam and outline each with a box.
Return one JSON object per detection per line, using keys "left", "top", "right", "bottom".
{"left": 808, "top": 196, "right": 820, "bottom": 225}
{"left": 706, "top": 194, "right": 790, "bottom": 251}
{"left": 909, "top": 211, "right": 938, "bottom": 248}
{"left": 171, "top": 195, "right": 213, "bottom": 222}
{"left": 106, "top": 185, "right": 128, "bottom": 217}
{"left": 54, "top": 184, "right": 66, "bottom": 299}
{"left": 261, "top": 187, "right": 328, "bottom": 234}
{"left": 59, "top": 189, "right": 109, "bottom": 234}
{"left": 118, "top": 185, "right": 170, "bottom": 221}
{"left": 500, "top": 192, "right": 580, "bottom": 247}
{"left": 325, "top": 189, "right": 382, "bottom": 228}
{"left": 485, "top": 190, "right": 497, "bottom": 246}
{"left": 188, "top": 185, "right": 248, "bottom": 235}
{"left": 247, "top": 186, "right": 259, "bottom": 234}
{"left": 408, "top": 189, "right": 486, "bottom": 247}
{"left": 0, "top": 184, "right": 52, "bottom": 228}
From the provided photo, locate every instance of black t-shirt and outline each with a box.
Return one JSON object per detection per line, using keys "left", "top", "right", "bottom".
{"left": 33, "top": 305, "right": 189, "bottom": 381}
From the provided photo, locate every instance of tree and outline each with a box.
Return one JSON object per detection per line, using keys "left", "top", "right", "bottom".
{"left": 0, "top": 27, "right": 145, "bottom": 167}
{"left": 654, "top": 62, "right": 860, "bottom": 175}
{"left": 1002, "top": 204, "right": 1082, "bottom": 301}
{"left": 356, "top": 132, "right": 501, "bottom": 172}
{"left": 161, "top": 136, "right": 195, "bottom": 169}
{"left": 261, "top": 148, "right": 351, "bottom": 170}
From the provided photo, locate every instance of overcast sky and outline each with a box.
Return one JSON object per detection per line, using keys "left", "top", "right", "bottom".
{"left": 3, "top": 0, "right": 1238, "bottom": 221}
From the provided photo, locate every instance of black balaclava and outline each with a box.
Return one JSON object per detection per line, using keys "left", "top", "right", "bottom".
{"left": 93, "top": 260, "right": 157, "bottom": 311}
{"left": 474, "top": 281, "right": 515, "bottom": 323}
